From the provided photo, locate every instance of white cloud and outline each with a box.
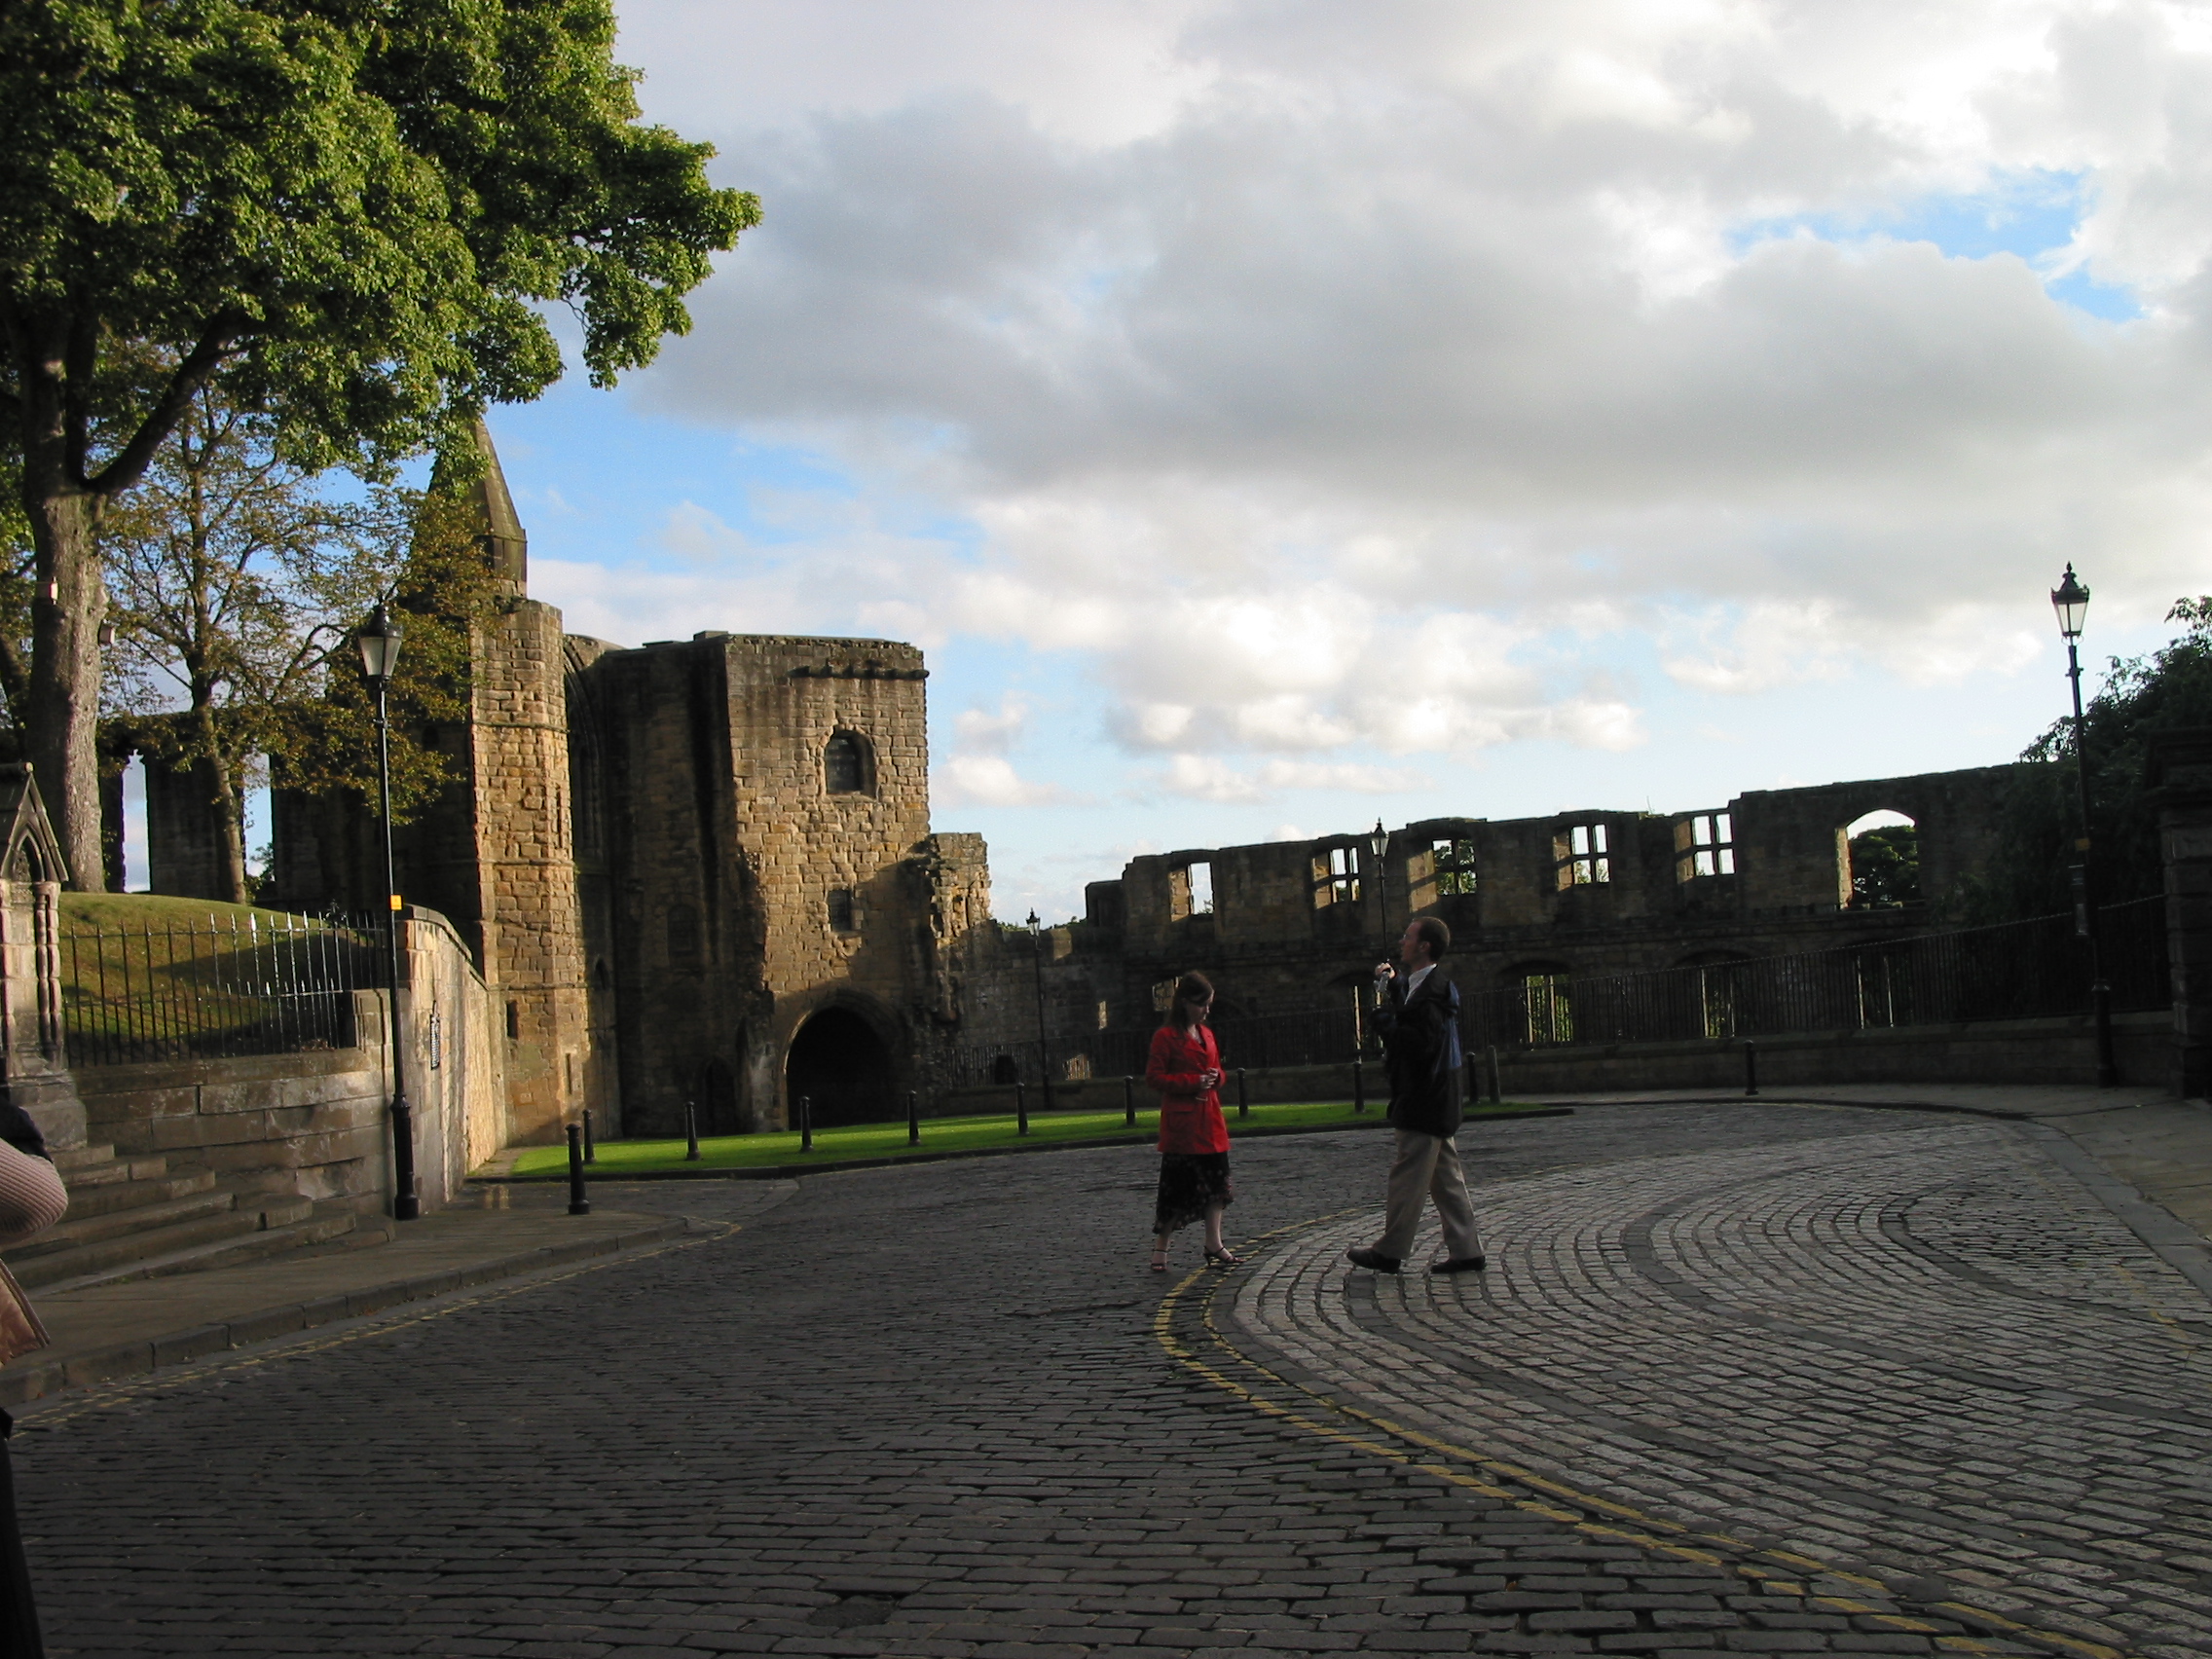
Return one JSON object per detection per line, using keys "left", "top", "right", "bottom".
{"left": 580, "top": 0, "right": 2212, "bottom": 828}
{"left": 1150, "top": 755, "right": 1434, "bottom": 802}
{"left": 952, "top": 694, "right": 1031, "bottom": 755}
{"left": 933, "top": 755, "right": 1078, "bottom": 808}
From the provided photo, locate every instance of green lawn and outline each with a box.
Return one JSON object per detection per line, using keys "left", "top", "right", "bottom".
{"left": 506, "top": 1098, "right": 1555, "bottom": 1178}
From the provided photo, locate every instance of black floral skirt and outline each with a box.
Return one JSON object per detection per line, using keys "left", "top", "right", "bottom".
{"left": 1155, "top": 1152, "right": 1235, "bottom": 1235}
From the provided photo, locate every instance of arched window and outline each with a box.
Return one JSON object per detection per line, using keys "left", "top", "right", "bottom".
{"left": 1841, "top": 811, "right": 1919, "bottom": 908}
{"left": 825, "top": 732, "right": 870, "bottom": 795}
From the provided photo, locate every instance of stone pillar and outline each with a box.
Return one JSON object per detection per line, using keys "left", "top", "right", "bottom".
{"left": 0, "top": 765, "right": 85, "bottom": 1149}
{"left": 2147, "top": 728, "right": 2212, "bottom": 1097}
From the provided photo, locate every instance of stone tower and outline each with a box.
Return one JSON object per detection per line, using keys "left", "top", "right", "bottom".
{"left": 400, "top": 425, "right": 599, "bottom": 1145}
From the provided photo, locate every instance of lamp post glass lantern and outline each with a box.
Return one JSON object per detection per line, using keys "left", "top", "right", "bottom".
{"left": 359, "top": 605, "right": 421, "bottom": 1218}
{"left": 2048, "top": 566, "right": 2116, "bottom": 1087}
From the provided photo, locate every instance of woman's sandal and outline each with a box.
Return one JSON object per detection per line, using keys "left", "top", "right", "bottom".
{"left": 1149, "top": 1246, "right": 1168, "bottom": 1273}
{"left": 1204, "top": 1247, "right": 1244, "bottom": 1268}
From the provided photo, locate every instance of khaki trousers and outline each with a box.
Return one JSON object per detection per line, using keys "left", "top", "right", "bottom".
{"left": 1374, "top": 1128, "right": 1483, "bottom": 1263}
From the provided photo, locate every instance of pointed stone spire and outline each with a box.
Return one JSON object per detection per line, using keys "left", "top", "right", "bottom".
{"left": 431, "top": 417, "right": 529, "bottom": 593}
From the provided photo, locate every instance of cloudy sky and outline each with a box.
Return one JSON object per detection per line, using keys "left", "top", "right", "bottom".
{"left": 483, "top": 0, "right": 2212, "bottom": 923}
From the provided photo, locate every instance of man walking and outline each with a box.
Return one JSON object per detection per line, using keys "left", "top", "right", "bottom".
{"left": 1346, "top": 915, "right": 1486, "bottom": 1275}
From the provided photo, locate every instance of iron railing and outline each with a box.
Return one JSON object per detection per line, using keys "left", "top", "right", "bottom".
{"left": 59, "top": 913, "right": 385, "bottom": 1067}
{"left": 963, "top": 898, "right": 2171, "bottom": 1086}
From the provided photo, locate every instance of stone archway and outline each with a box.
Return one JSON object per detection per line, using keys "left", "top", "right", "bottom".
{"left": 786, "top": 1007, "right": 897, "bottom": 1128}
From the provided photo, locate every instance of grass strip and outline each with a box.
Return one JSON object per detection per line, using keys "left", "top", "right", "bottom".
{"left": 503, "top": 1099, "right": 1563, "bottom": 1179}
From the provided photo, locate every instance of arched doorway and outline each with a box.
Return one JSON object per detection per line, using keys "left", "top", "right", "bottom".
{"left": 786, "top": 1008, "right": 896, "bottom": 1128}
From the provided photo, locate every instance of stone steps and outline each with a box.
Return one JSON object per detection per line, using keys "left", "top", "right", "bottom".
{"left": 1, "top": 1144, "right": 387, "bottom": 1293}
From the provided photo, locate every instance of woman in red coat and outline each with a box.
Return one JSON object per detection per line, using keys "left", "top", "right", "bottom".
{"left": 1145, "top": 971, "right": 1241, "bottom": 1272}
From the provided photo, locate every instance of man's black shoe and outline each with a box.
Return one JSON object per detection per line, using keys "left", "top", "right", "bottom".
{"left": 1346, "top": 1247, "right": 1402, "bottom": 1273}
{"left": 1428, "top": 1255, "right": 1487, "bottom": 1274}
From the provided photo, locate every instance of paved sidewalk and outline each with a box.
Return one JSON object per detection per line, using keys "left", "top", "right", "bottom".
{"left": 0, "top": 1180, "right": 797, "bottom": 1408}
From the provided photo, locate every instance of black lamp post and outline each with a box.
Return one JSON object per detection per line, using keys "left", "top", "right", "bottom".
{"left": 2050, "top": 565, "right": 2117, "bottom": 1087}
{"left": 1026, "top": 909, "right": 1052, "bottom": 1110}
{"left": 1368, "top": 819, "right": 1390, "bottom": 940}
{"left": 358, "top": 605, "right": 421, "bottom": 1218}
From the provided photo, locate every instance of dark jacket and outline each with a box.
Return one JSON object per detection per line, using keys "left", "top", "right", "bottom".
{"left": 1373, "top": 966, "right": 1463, "bottom": 1138}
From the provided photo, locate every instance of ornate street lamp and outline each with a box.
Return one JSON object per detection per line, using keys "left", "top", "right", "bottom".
{"left": 1026, "top": 909, "right": 1052, "bottom": 1114}
{"left": 2049, "top": 566, "right": 2117, "bottom": 1087}
{"left": 358, "top": 605, "right": 421, "bottom": 1218}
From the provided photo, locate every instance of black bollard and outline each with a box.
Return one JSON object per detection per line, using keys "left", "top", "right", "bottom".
{"left": 1236, "top": 1067, "right": 1249, "bottom": 1119}
{"left": 684, "top": 1101, "right": 700, "bottom": 1161}
{"left": 1015, "top": 1080, "right": 1029, "bottom": 1136}
{"left": 800, "top": 1093, "right": 814, "bottom": 1152}
{"left": 1744, "top": 1039, "right": 1759, "bottom": 1098}
{"left": 582, "top": 1106, "right": 595, "bottom": 1163}
{"left": 566, "top": 1123, "right": 591, "bottom": 1215}
{"left": 1463, "top": 1053, "right": 1479, "bottom": 1107}
{"left": 907, "top": 1089, "right": 921, "bottom": 1146}
{"left": 1487, "top": 1043, "right": 1502, "bottom": 1104}
{"left": 1124, "top": 1075, "right": 1136, "bottom": 1127}
{"left": 1352, "top": 1057, "right": 1365, "bottom": 1115}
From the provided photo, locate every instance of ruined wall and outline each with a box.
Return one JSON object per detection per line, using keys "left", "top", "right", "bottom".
{"left": 1024, "top": 762, "right": 2039, "bottom": 1061}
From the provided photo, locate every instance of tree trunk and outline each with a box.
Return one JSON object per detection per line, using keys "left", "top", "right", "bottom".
{"left": 193, "top": 707, "right": 250, "bottom": 906}
{"left": 25, "top": 489, "right": 109, "bottom": 891}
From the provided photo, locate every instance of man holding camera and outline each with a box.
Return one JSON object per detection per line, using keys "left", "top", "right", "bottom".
{"left": 1346, "top": 914, "right": 1487, "bottom": 1275}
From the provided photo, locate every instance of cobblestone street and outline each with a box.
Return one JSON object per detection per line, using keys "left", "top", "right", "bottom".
{"left": 18, "top": 1103, "right": 2210, "bottom": 1659}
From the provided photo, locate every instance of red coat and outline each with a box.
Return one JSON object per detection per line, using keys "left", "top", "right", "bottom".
{"left": 1146, "top": 1023, "right": 1230, "bottom": 1155}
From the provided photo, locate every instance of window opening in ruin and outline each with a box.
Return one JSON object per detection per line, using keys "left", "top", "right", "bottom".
{"left": 505, "top": 1001, "right": 520, "bottom": 1041}
{"left": 1311, "top": 844, "right": 1361, "bottom": 908}
{"left": 1553, "top": 824, "right": 1609, "bottom": 889}
{"left": 1173, "top": 860, "right": 1214, "bottom": 918}
{"left": 1097, "top": 999, "right": 1111, "bottom": 1030}
{"left": 1519, "top": 972, "right": 1574, "bottom": 1044}
{"left": 119, "top": 753, "right": 149, "bottom": 892}
{"left": 828, "top": 888, "right": 857, "bottom": 933}
{"left": 1675, "top": 813, "right": 1735, "bottom": 881}
{"left": 824, "top": 731, "right": 870, "bottom": 795}
{"left": 1843, "top": 811, "right": 1920, "bottom": 908}
{"left": 1430, "top": 838, "right": 1479, "bottom": 896}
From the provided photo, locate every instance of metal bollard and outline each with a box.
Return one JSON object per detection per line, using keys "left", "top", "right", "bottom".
{"left": 1744, "top": 1040, "right": 1759, "bottom": 1098}
{"left": 907, "top": 1089, "right": 921, "bottom": 1146}
{"left": 566, "top": 1123, "right": 590, "bottom": 1215}
{"left": 1463, "top": 1053, "right": 1479, "bottom": 1107}
{"left": 1235, "top": 1067, "right": 1249, "bottom": 1119}
{"left": 1352, "top": 1057, "right": 1365, "bottom": 1115}
{"left": 1015, "top": 1080, "right": 1029, "bottom": 1136}
{"left": 582, "top": 1106, "right": 595, "bottom": 1163}
{"left": 800, "top": 1093, "right": 814, "bottom": 1152}
{"left": 1124, "top": 1075, "right": 1136, "bottom": 1127}
{"left": 1487, "top": 1043, "right": 1502, "bottom": 1104}
{"left": 684, "top": 1101, "right": 700, "bottom": 1161}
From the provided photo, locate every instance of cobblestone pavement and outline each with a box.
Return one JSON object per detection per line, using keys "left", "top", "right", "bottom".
{"left": 13, "top": 1103, "right": 2206, "bottom": 1658}
{"left": 1214, "top": 1120, "right": 2212, "bottom": 1659}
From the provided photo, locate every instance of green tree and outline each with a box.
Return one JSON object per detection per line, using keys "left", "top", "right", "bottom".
{"left": 1848, "top": 825, "right": 1921, "bottom": 907}
{"left": 1, "top": 0, "right": 758, "bottom": 886}
{"left": 100, "top": 383, "right": 455, "bottom": 902}
{"left": 1967, "top": 598, "right": 2212, "bottom": 922}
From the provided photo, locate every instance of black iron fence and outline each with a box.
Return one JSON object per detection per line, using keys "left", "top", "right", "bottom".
{"left": 962, "top": 897, "right": 2169, "bottom": 1087}
{"left": 59, "top": 913, "right": 386, "bottom": 1067}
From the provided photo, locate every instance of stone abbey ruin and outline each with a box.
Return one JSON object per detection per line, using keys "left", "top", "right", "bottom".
{"left": 102, "top": 429, "right": 2119, "bottom": 1148}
